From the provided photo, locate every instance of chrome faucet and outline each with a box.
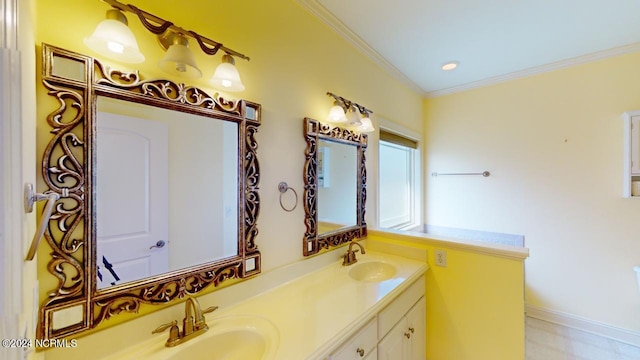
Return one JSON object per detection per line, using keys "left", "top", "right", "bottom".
{"left": 152, "top": 297, "right": 218, "bottom": 347}
{"left": 342, "top": 240, "right": 365, "bottom": 266}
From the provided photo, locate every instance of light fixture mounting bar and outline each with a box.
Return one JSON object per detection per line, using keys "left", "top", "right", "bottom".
{"left": 102, "top": 0, "right": 250, "bottom": 61}
{"left": 326, "top": 92, "right": 372, "bottom": 114}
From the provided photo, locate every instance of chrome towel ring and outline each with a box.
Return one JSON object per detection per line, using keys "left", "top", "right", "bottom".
{"left": 278, "top": 182, "right": 298, "bottom": 212}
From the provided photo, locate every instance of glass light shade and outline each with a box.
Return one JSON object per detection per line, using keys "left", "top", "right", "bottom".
{"left": 158, "top": 42, "right": 202, "bottom": 79}
{"left": 327, "top": 102, "right": 347, "bottom": 123}
{"left": 210, "top": 54, "right": 245, "bottom": 92}
{"left": 357, "top": 117, "right": 375, "bottom": 133}
{"left": 84, "top": 11, "right": 144, "bottom": 64}
{"left": 346, "top": 107, "right": 362, "bottom": 126}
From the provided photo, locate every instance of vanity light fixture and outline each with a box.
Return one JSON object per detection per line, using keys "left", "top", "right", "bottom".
{"left": 358, "top": 111, "right": 375, "bottom": 133}
{"left": 346, "top": 106, "right": 362, "bottom": 127}
{"left": 210, "top": 54, "right": 245, "bottom": 92}
{"left": 326, "top": 92, "right": 375, "bottom": 133}
{"left": 85, "top": 0, "right": 250, "bottom": 91}
{"left": 157, "top": 32, "right": 202, "bottom": 79}
{"left": 84, "top": 8, "right": 145, "bottom": 63}
{"left": 327, "top": 100, "right": 348, "bottom": 123}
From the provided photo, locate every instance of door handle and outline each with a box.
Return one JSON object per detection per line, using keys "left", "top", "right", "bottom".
{"left": 24, "top": 183, "right": 60, "bottom": 261}
{"left": 149, "top": 240, "right": 166, "bottom": 249}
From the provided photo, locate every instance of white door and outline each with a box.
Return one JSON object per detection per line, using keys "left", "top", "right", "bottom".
{"left": 96, "top": 112, "right": 169, "bottom": 288}
{"left": 2, "top": 1, "right": 37, "bottom": 358}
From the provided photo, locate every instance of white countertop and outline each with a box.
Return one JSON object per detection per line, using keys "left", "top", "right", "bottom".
{"left": 223, "top": 251, "right": 428, "bottom": 359}
{"left": 104, "top": 251, "right": 428, "bottom": 360}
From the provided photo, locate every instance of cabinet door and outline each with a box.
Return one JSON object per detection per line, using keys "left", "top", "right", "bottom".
{"left": 330, "top": 319, "right": 377, "bottom": 360}
{"left": 378, "top": 318, "right": 409, "bottom": 360}
{"left": 406, "top": 297, "right": 426, "bottom": 360}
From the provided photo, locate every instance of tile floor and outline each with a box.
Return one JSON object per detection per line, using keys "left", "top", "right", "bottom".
{"left": 526, "top": 317, "right": 640, "bottom": 360}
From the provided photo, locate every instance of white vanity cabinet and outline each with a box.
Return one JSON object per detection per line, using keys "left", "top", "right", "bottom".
{"left": 328, "top": 275, "right": 426, "bottom": 360}
{"left": 330, "top": 319, "right": 378, "bottom": 360}
{"left": 377, "top": 297, "right": 425, "bottom": 360}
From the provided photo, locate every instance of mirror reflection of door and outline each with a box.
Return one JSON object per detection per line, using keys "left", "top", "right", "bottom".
{"left": 96, "top": 112, "right": 169, "bottom": 289}
{"left": 95, "top": 97, "right": 240, "bottom": 290}
{"left": 317, "top": 139, "right": 357, "bottom": 233}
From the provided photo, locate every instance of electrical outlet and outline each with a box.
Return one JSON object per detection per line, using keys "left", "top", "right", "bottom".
{"left": 435, "top": 250, "right": 447, "bottom": 267}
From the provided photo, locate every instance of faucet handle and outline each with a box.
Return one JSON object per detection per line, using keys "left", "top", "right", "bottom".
{"left": 202, "top": 305, "right": 219, "bottom": 315}
{"left": 152, "top": 320, "right": 181, "bottom": 346}
{"left": 152, "top": 320, "right": 178, "bottom": 334}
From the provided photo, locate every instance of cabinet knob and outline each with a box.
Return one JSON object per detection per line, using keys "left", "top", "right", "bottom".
{"left": 404, "top": 332, "right": 411, "bottom": 339}
{"left": 356, "top": 348, "right": 365, "bottom": 357}
{"left": 409, "top": 327, "right": 415, "bottom": 333}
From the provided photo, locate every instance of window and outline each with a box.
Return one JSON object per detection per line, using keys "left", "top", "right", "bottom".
{"left": 378, "top": 129, "right": 420, "bottom": 229}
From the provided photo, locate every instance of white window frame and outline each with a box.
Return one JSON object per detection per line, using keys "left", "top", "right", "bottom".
{"left": 376, "top": 118, "right": 422, "bottom": 231}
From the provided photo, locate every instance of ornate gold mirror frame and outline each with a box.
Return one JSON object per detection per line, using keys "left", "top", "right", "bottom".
{"left": 303, "top": 117, "right": 367, "bottom": 256}
{"left": 38, "top": 44, "right": 261, "bottom": 340}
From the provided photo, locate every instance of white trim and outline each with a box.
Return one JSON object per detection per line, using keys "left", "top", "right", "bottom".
{"left": 367, "top": 228, "right": 529, "bottom": 261}
{"left": 376, "top": 117, "right": 423, "bottom": 232}
{"left": 377, "top": 117, "right": 421, "bottom": 143}
{"left": 1, "top": 2, "right": 24, "bottom": 360}
{"left": 526, "top": 305, "right": 640, "bottom": 348}
{"left": 296, "top": 0, "right": 424, "bottom": 95}
{"left": 426, "top": 42, "right": 640, "bottom": 98}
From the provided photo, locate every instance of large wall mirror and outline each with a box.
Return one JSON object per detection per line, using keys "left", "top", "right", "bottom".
{"left": 303, "top": 118, "right": 367, "bottom": 256}
{"left": 38, "top": 44, "right": 261, "bottom": 340}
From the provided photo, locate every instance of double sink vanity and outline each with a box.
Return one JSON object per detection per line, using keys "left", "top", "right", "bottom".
{"left": 36, "top": 44, "right": 429, "bottom": 359}
{"left": 103, "top": 246, "right": 428, "bottom": 360}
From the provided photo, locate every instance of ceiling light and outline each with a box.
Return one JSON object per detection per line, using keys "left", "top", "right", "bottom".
{"left": 441, "top": 61, "right": 459, "bottom": 71}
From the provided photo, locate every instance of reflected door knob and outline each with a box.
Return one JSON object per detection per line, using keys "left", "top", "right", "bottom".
{"left": 149, "top": 240, "right": 166, "bottom": 249}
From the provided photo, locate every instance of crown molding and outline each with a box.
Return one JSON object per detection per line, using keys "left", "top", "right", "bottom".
{"left": 426, "top": 42, "right": 640, "bottom": 98}
{"left": 297, "top": 1, "right": 640, "bottom": 99}
{"left": 296, "top": 0, "right": 424, "bottom": 95}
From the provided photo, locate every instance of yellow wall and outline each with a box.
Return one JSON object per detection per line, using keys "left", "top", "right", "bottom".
{"left": 368, "top": 232, "right": 527, "bottom": 360}
{"left": 33, "top": 0, "right": 422, "bottom": 344}
{"left": 425, "top": 52, "right": 640, "bottom": 334}
{"left": 32, "top": 1, "right": 529, "bottom": 359}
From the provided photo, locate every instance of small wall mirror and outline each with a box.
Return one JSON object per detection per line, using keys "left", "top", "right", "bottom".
{"left": 38, "top": 44, "right": 261, "bottom": 340}
{"left": 303, "top": 118, "right": 367, "bottom": 256}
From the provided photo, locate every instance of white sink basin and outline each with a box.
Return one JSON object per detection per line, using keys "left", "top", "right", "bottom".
{"left": 170, "top": 315, "right": 278, "bottom": 360}
{"left": 114, "top": 315, "right": 279, "bottom": 360}
{"left": 348, "top": 260, "right": 397, "bottom": 282}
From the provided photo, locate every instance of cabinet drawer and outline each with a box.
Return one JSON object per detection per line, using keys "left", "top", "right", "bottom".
{"left": 330, "top": 318, "right": 377, "bottom": 360}
{"left": 377, "top": 275, "right": 425, "bottom": 337}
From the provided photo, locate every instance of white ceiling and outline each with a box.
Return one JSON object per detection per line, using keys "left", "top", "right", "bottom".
{"left": 299, "top": 0, "right": 640, "bottom": 97}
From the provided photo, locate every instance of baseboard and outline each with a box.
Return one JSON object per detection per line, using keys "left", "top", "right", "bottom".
{"left": 526, "top": 305, "right": 640, "bottom": 347}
